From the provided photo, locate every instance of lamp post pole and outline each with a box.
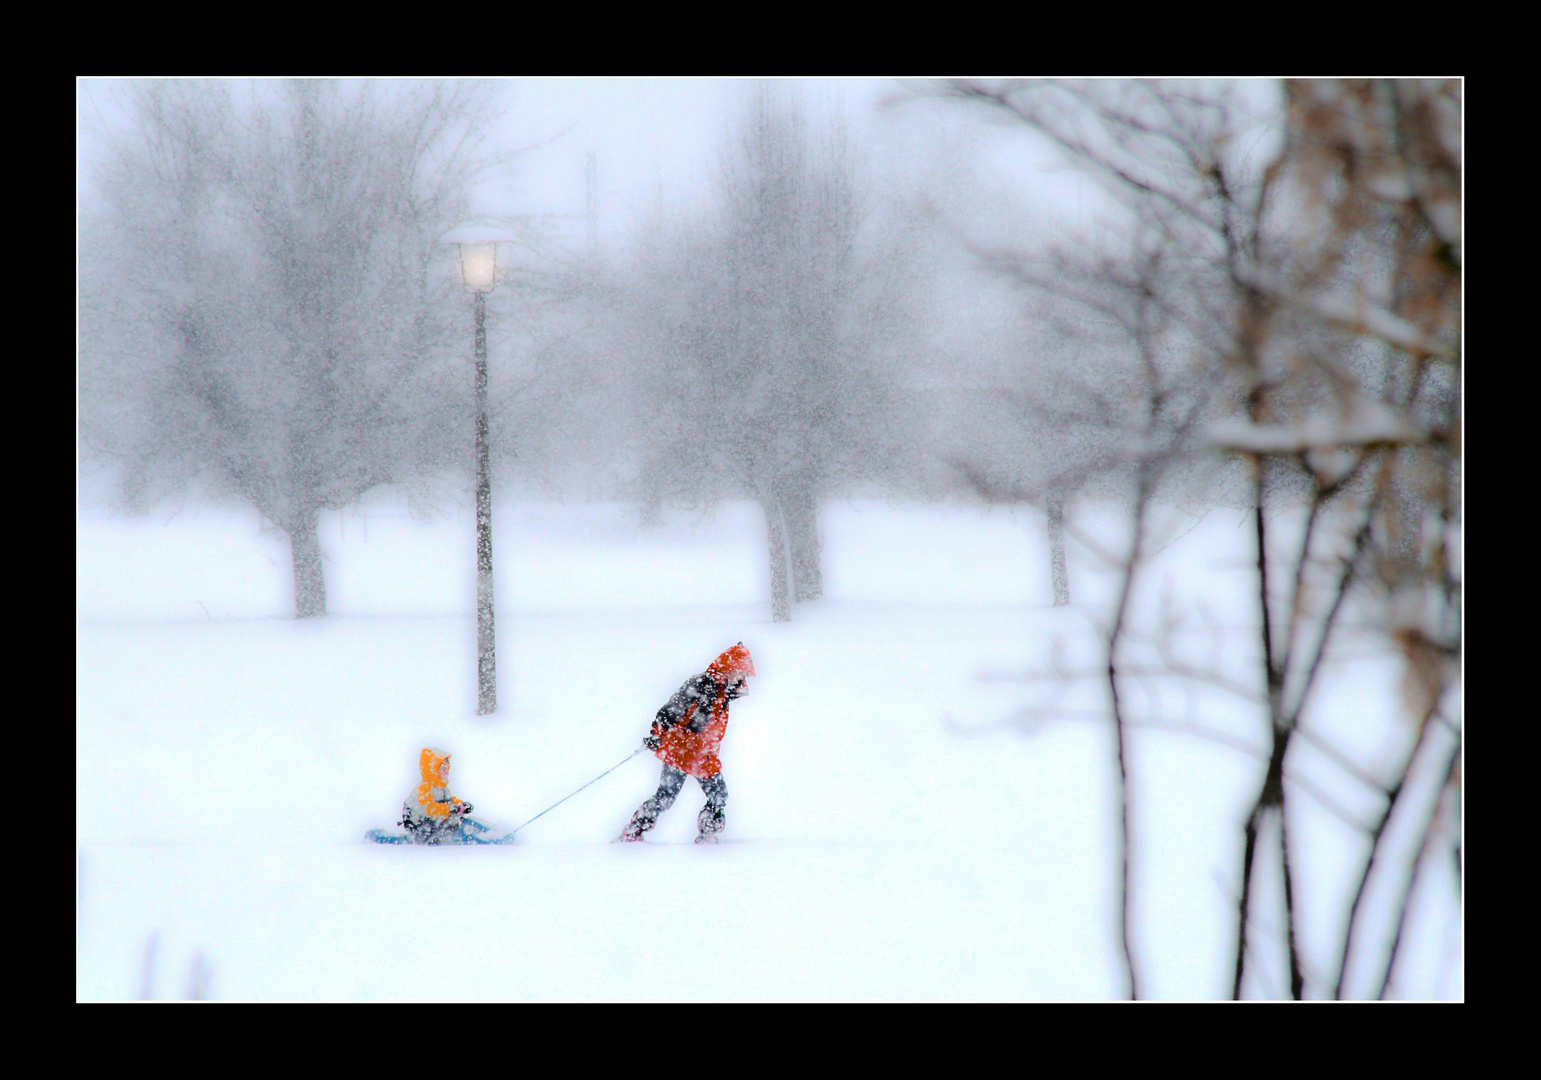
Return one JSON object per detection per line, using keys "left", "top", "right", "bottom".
{"left": 473, "top": 286, "right": 496, "bottom": 715}
{"left": 445, "top": 228, "right": 511, "bottom": 717}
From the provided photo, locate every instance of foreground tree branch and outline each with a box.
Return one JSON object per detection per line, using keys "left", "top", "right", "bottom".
{"left": 930, "top": 77, "right": 1460, "bottom": 999}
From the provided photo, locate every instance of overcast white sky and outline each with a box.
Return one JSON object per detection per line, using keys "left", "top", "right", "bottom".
{"left": 484, "top": 77, "right": 1102, "bottom": 247}
{"left": 78, "top": 77, "right": 1106, "bottom": 257}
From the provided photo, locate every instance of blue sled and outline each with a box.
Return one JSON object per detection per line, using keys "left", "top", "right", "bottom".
{"left": 365, "top": 818, "right": 515, "bottom": 845}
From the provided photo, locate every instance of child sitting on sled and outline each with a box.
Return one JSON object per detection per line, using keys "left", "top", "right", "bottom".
{"left": 401, "top": 747, "right": 495, "bottom": 845}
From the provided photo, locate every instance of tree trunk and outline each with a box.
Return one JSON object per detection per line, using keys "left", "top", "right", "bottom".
{"left": 1047, "top": 493, "right": 1069, "bottom": 606}
{"left": 763, "top": 497, "right": 792, "bottom": 623}
{"left": 783, "top": 484, "right": 823, "bottom": 602}
{"left": 289, "top": 509, "right": 326, "bottom": 618}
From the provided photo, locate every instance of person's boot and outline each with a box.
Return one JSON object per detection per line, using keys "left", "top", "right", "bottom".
{"left": 695, "top": 806, "right": 724, "bottom": 845}
{"left": 618, "top": 809, "right": 653, "bottom": 843}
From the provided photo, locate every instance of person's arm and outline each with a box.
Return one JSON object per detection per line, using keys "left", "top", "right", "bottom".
{"left": 421, "top": 787, "right": 466, "bottom": 821}
{"left": 684, "top": 676, "right": 721, "bottom": 734}
{"left": 648, "top": 703, "right": 680, "bottom": 748}
{"left": 654, "top": 700, "right": 685, "bottom": 734}
{"left": 653, "top": 678, "right": 700, "bottom": 733}
{"left": 649, "top": 676, "right": 712, "bottom": 744}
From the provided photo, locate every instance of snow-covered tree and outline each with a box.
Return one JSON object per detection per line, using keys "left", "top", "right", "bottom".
{"left": 79, "top": 79, "right": 505, "bottom": 617}
{"left": 620, "top": 89, "right": 915, "bottom": 621}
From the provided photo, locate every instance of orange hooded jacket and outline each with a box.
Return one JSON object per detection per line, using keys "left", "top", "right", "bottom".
{"left": 650, "top": 644, "right": 755, "bottom": 779}
{"left": 405, "top": 747, "right": 467, "bottom": 826}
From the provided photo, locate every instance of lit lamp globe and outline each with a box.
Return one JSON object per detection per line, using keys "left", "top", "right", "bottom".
{"left": 440, "top": 225, "right": 521, "bottom": 292}
{"left": 459, "top": 242, "right": 496, "bottom": 291}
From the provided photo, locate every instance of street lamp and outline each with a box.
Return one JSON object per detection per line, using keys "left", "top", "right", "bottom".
{"left": 442, "top": 225, "right": 520, "bottom": 715}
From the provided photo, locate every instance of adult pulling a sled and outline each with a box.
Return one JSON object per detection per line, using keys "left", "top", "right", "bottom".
{"left": 620, "top": 643, "right": 754, "bottom": 844}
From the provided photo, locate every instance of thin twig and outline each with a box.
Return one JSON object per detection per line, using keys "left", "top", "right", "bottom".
{"left": 1295, "top": 724, "right": 1393, "bottom": 798}
{"left": 1332, "top": 707, "right": 1436, "bottom": 999}
{"left": 1375, "top": 742, "right": 1461, "bottom": 1000}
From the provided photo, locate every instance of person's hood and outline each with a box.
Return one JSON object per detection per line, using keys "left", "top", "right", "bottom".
{"left": 420, "top": 747, "right": 452, "bottom": 785}
{"left": 707, "top": 642, "right": 755, "bottom": 682}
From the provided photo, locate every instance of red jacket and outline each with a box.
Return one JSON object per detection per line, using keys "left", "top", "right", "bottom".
{"left": 650, "top": 644, "right": 754, "bottom": 779}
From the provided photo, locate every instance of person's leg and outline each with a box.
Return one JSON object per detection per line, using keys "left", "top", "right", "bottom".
{"left": 415, "top": 814, "right": 460, "bottom": 845}
{"left": 621, "top": 765, "right": 687, "bottom": 840}
{"left": 696, "top": 773, "right": 727, "bottom": 841}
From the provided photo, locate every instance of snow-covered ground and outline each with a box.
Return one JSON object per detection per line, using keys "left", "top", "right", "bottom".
{"left": 76, "top": 494, "right": 1461, "bottom": 1000}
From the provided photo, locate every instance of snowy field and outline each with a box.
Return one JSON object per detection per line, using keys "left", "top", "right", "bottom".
{"left": 76, "top": 493, "right": 1461, "bottom": 1001}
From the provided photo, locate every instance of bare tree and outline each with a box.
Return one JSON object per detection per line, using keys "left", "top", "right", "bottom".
{"left": 619, "top": 88, "right": 914, "bottom": 621}
{"left": 932, "top": 78, "right": 1460, "bottom": 999}
{"left": 950, "top": 242, "right": 1218, "bottom": 999}
{"left": 79, "top": 79, "right": 506, "bottom": 617}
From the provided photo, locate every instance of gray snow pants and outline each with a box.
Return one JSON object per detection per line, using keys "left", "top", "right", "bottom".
{"left": 624, "top": 764, "right": 727, "bottom": 840}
